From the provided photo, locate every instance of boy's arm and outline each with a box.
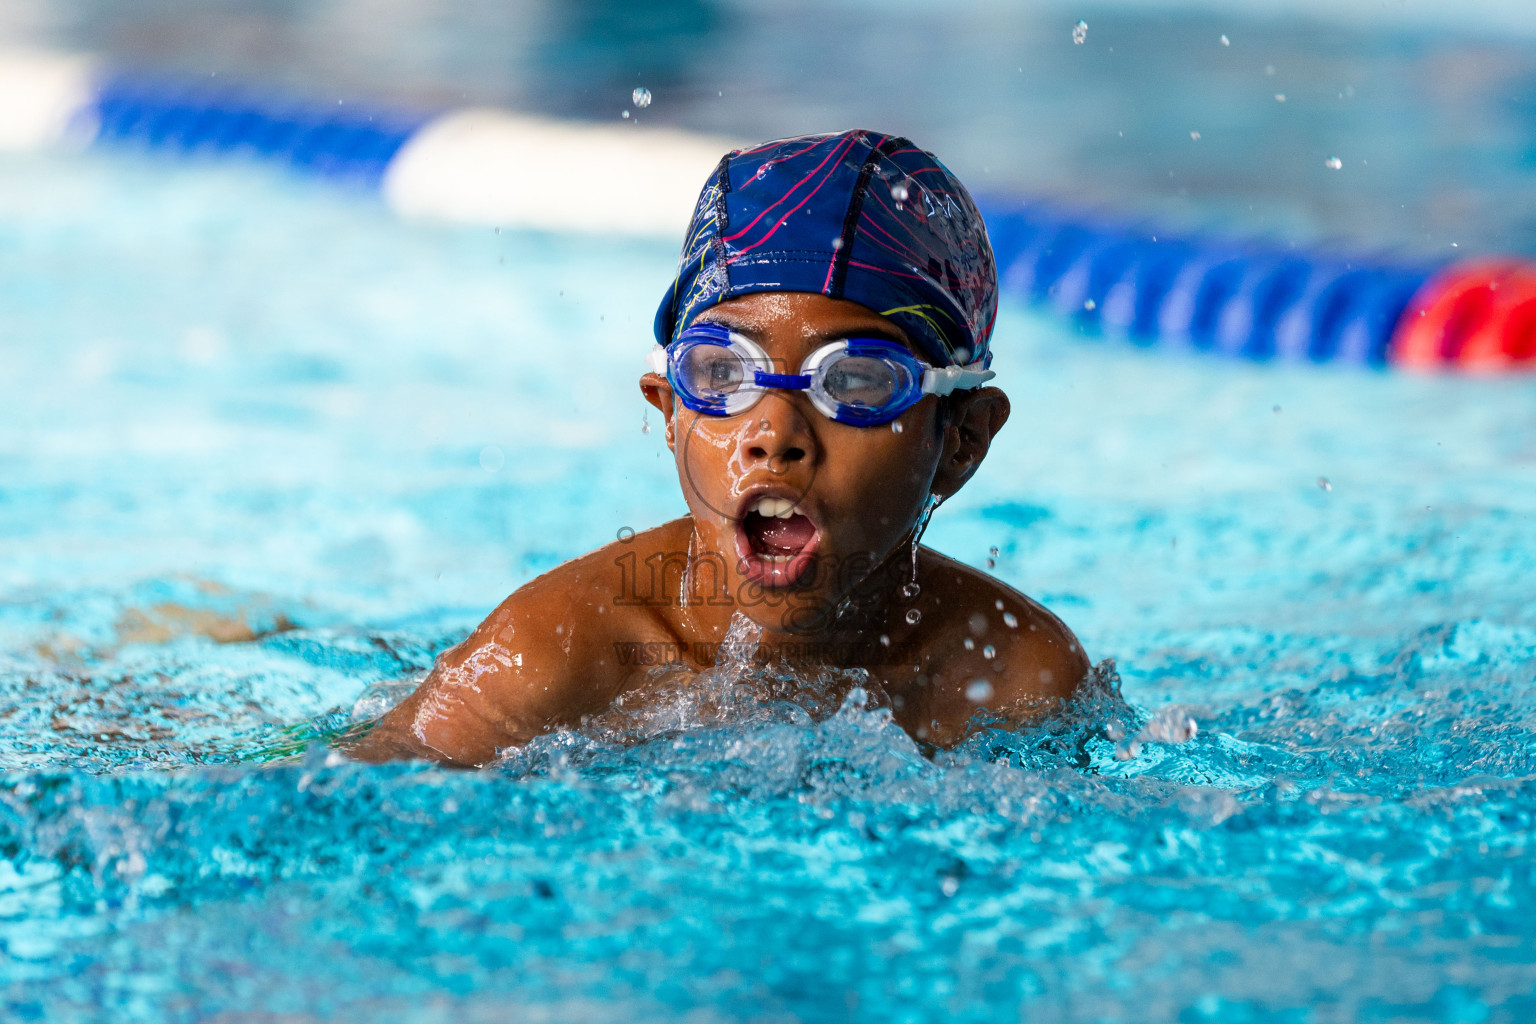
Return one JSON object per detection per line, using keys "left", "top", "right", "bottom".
{"left": 345, "top": 579, "right": 619, "bottom": 767}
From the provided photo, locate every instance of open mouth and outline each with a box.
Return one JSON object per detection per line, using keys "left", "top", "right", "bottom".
{"left": 735, "top": 496, "right": 821, "bottom": 587}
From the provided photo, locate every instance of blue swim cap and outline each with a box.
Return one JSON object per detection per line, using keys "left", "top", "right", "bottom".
{"left": 653, "top": 130, "right": 998, "bottom": 368}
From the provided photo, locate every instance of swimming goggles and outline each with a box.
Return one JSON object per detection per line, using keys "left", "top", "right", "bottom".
{"left": 646, "top": 322, "right": 995, "bottom": 427}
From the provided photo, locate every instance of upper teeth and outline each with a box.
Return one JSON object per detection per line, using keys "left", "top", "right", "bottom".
{"left": 751, "top": 497, "right": 797, "bottom": 519}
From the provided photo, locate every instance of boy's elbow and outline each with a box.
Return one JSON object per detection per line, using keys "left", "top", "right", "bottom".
{"left": 341, "top": 679, "right": 509, "bottom": 768}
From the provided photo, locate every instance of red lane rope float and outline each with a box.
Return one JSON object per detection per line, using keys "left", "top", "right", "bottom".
{"left": 1391, "top": 261, "right": 1536, "bottom": 372}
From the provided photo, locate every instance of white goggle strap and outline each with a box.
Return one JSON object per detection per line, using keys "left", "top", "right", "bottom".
{"left": 921, "top": 360, "right": 996, "bottom": 396}
{"left": 645, "top": 343, "right": 670, "bottom": 375}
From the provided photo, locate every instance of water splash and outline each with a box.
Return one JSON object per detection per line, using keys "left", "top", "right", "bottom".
{"left": 533, "top": 612, "right": 879, "bottom": 752}
{"left": 1113, "top": 705, "right": 1199, "bottom": 761}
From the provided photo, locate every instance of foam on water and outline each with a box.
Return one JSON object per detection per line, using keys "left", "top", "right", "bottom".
{"left": 2, "top": 152, "right": 1535, "bottom": 1022}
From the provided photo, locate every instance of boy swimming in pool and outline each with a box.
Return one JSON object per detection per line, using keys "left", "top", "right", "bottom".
{"left": 349, "top": 130, "right": 1087, "bottom": 766}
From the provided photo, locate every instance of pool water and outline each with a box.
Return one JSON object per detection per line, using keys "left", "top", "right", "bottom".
{"left": 2, "top": 151, "right": 1536, "bottom": 1022}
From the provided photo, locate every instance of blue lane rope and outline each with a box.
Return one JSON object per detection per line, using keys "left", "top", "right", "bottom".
{"left": 979, "top": 205, "right": 1439, "bottom": 366}
{"left": 80, "top": 72, "right": 1448, "bottom": 367}
{"left": 91, "top": 75, "right": 429, "bottom": 185}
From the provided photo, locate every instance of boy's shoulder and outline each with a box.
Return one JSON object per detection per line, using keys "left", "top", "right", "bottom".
{"left": 347, "top": 520, "right": 696, "bottom": 765}
{"left": 510, "top": 516, "right": 695, "bottom": 613}
{"left": 900, "top": 547, "right": 1088, "bottom": 740}
{"left": 488, "top": 517, "right": 697, "bottom": 660}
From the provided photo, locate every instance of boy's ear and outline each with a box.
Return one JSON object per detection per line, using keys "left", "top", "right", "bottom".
{"left": 639, "top": 372, "right": 680, "bottom": 450}
{"left": 931, "top": 387, "right": 1010, "bottom": 500}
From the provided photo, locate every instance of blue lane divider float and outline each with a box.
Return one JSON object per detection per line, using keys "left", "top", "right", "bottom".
{"left": 984, "top": 204, "right": 1436, "bottom": 366}
{"left": 91, "top": 74, "right": 427, "bottom": 185}
{"left": 3, "top": 49, "right": 1530, "bottom": 372}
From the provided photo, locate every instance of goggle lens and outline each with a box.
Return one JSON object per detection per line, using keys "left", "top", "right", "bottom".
{"left": 678, "top": 343, "right": 750, "bottom": 395}
{"left": 821, "top": 356, "right": 907, "bottom": 410}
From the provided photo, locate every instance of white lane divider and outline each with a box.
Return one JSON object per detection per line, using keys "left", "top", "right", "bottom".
{"left": 0, "top": 48, "right": 97, "bottom": 151}
{"left": 0, "top": 47, "right": 737, "bottom": 238}
{"left": 382, "top": 108, "right": 734, "bottom": 237}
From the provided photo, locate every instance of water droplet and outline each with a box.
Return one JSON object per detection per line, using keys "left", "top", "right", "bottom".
{"left": 968, "top": 612, "right": 987, "bottom": 636}
{"left": 940, "top": 876, "right": 959, "bottom": 897}
{"left": 479, "top": 445, "right": 505, "bottom": 473}
{"left": 831, "top": 236, "right": 844, "bottom": 251}
{"left": 1274, "top": 93, "right": 1286, "bottom": 103}
{"left": 905, "top": 608, "right": 922, "bottom": 625}
{"left": 901, "top": 582, "right": 921, "bottom": 600}
{"left": 1324, "top": 156, "right": 1343, "bottom": 170}
{"left": 1003, "top": 612, "right": 1018, "bottom": 628}
{"left": 890, "top": 181, "right": 909, "bottom": 202}
{"left": 1220, "top": 34, "right": 1230, "bottom": 46}
{"left": 964, "top": 637, "right": 975, "bottom": 651}
{"left": 759, "top": 418, "right": 770, "bottom": 431}
{"left": 1140, "top": 707, "right": 1199, "bottom": 744}
{"left": 906, "top": 493, "right": 942, "bottom": 599}
{"left": 1189, "top": 131, "right": 1201, "bottom": 141}
{"left": 632, "top": 86, "right": 652, "bottom": 108}
{"left": 1083, "top": 298, "right": 1097, "bottom": 311}
{"left": 755, "top": 165, "right": 767, "bottom": 180}
{"left": 1104, "top": 719, "right": 1125, "bottom": 741}
{"left": 965, "top": 679, "right": 994, "bottom": 702}
{"left": 621, "top": 110, "right": 630, "bottom": 119}
{"left": 985, "top": 557, "right": 996, "bottom": 570}
{"left": 1273, "top": 404, "right": 1282, "bottom": 414}
{"left": 982, "top": 645, "right": 996, "bottom": 660}
{"left": 1317, "top": 476, "right": 1332, "bottom": 491}
{"left": 879, "top": 634, "right": 890, "bottom": 647}
{"left": 1072, "top": 19, "right": 1088, "bottom": 44}
{"left": 641, "top": 411, "right": 650, "bottom": 435}
{"left": 493, "top": 227, "right": 501, "bottom": 235}
{"left": 890, "top": 420, "right": 903, "bottom": 434}
{"left": 1265, "top": 64, "right": 1276, "bottom": 75}
{"left": 616, "top": 526, "right": 635, "bottom": 543}
{"left": 995, "top": 599, "right": 1005, "bottom": 611}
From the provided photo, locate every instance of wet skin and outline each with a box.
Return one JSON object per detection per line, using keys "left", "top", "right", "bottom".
{"left": 348, "top": 293, "right": 1088, "bottom": 766}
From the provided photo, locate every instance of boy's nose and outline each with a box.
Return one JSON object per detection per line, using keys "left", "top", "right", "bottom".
{"left": 734, "top": 395, "right": 817, "bottom": 474}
